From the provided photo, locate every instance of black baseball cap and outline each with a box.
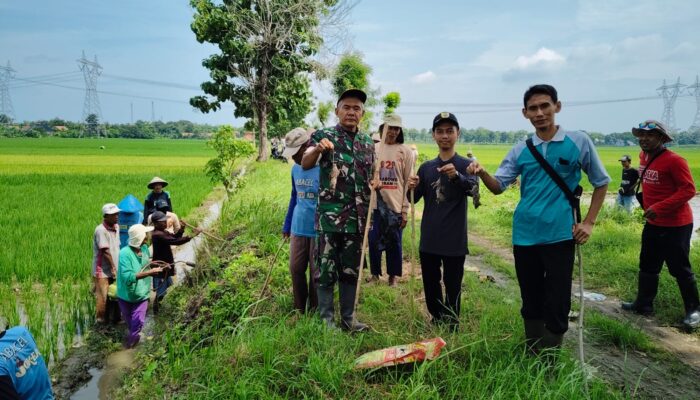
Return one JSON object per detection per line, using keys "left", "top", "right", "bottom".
{"left": 151, "top": 211, "right": 168, "bottom": 222}
{"left": 432, "top": 112, "right": 459, "bottom": 131}
{"left": 337, "top": 88, "right": 367, "bottom": 105}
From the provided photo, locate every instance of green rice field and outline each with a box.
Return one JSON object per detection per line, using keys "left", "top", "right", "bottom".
{"left": 0, "top": 137, "right": 215, "bottom": 366}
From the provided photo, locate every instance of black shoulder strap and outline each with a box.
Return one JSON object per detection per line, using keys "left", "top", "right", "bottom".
{"left": 526, "top": 138, "right": 582, "bottom": 223}
{"left": 635, "top": 149, "right": 666, "bottom": 194}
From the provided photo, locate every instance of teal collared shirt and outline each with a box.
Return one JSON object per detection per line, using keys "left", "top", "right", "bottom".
{"left": 494, "top": 128, "right": 610, "bottom": 246}
{"left": 117, "top": 245, "right": 151, "bottom": 302}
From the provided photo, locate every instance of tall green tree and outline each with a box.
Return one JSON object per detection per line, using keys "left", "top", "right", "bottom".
{"left": 236, "top": 73, "right": 313, "bottom": 139}
{"left": 382, "top": 92, "right": 401, "bottom": 116}
{"left": 316, "top": 101, "right": 334, "bottom": 126}
{"left": 331, "top": 52, "right": 376, "bottom": 132}
{"left": 189, "top": 0, "right": 338, "bottom": 161}
{"left": 85, "top": 113, "right": 99, "bottom": 137}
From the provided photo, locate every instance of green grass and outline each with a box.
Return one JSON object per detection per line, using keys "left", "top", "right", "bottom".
{"left": 116, "top": 161, "right": 624, "bottom": 399}
{"left": 0, "top": 137, "right": 216, "bottom": 367}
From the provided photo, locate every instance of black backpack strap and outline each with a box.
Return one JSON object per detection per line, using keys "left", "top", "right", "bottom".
{"left": 635, "top": 149, "right": 666, "bottom": 195}
{"left": 525, "top": 138, "right": 582, "bottom": 223}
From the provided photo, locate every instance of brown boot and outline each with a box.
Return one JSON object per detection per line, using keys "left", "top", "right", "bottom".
{"left": 388, "top": 275, "right": 398, "bottom": 287}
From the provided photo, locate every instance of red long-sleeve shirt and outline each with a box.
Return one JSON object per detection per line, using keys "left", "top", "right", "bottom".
{"left": 639, "top": 149, "right": 696, "bottom": 227}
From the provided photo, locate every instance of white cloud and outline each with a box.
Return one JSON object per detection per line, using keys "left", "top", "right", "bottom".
{"left": 513, "top": 47, "right": 566, "bottom": 70}
{"left": 410, "top": 70, "right": 436, "bottom": 84}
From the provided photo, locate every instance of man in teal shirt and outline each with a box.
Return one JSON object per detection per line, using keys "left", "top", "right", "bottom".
{"left": 469, "top": 84, "right": 609, "bottom": 355}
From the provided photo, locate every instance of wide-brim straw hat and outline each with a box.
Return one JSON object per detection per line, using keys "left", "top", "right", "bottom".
{"left": 631, "top": 119, "right": 673, "bottom": 144}
{"left": 147, "top": 176, "right": 169, "bottom": 189}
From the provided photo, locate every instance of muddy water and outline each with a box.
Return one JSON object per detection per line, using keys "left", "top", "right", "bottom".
{"left": 70, "top": 350, "right": 135, "bottom": 400}
{"left": 175, "top": 200, "right": 222, "bottom": 282}
{"left": 69, "top": 199, "right": 224, "bottom": 399}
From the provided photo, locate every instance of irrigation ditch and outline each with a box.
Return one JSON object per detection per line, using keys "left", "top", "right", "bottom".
{"left": 51, "top": 186, "right": 229, "bottom": 399}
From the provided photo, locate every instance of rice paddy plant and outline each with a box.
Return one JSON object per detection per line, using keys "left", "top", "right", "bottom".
{"left": 0, "top": 137, "right": 216, "bottom": 365}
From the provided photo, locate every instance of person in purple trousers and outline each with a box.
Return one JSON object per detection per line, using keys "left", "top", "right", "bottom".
{"left": 117, "top": 224, "right": 166, "bottom": 348}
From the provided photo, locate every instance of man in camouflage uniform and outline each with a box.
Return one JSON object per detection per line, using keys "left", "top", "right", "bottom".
{"left": 302, "top": 89, "right": 375, "bottom": 332}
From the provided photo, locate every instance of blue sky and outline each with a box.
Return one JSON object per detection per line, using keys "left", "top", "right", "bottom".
{"left": 1, "top": 0, "right": 699, "bottom": 133}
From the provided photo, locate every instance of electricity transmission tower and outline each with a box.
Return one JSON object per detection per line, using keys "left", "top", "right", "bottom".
{"left": 688, "top": 75, "right": 700, "bottom": 133}
{"left": 0, "top": 61, "right": 16, "bottom": 123}
{"left": 77, "top": 51, "right": 102, "bottom": 137}
{"left": 657, "top": 77, "right": 685, "bottom": 133}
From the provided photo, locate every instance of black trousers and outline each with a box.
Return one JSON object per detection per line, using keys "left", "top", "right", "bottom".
{"left": 639, "top": 223, "right": 694, "bottom": 281}
{"left": 419, "top": 252, "right": 466, "bottom": 324}
{"left": 513, "top": 240, "right": 575, "bottom": 335}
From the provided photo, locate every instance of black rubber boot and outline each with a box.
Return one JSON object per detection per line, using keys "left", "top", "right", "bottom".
{"left": 317, "top": 285, "right": 336, "bottom": 329}
{"left": 621, "top": 272, "right": 658, "bottom": 315}
{"left": 540, "top": 328, "right": 564, "bottom": 349}
{"left": 523, "top": 319, "right": 544, "bottom": 355}
{"left": 677, "top": 278, "right": 700, "bottom": 331}
{"left": 538, "top": 327, "right": 564, "bottom": 365}
{"left": 339, "top": 281, "right": 368, "bottom": 332}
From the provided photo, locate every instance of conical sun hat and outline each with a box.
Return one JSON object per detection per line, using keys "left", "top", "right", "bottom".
{"left": 147, "top": 176, "right": 169, "bottom": 189}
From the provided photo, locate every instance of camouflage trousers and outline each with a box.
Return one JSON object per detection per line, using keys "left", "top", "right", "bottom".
{"left": 316, "top": 232, "right": 363, "bottom": 287}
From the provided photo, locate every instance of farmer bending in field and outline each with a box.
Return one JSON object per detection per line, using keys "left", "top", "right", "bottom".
{"left": 468, "top": 84, "right": 610, "bottom": 355}
{"left": 150, "top": 211, "right": 200, "bottom": 314}
{"left": 93, "top": 203, "right": 121, "bottom": 325}
{"left": 282, "top": 127, "right": 320, "bottom": 313}
{"left": 406, "top": 112, "right": 477, "bottom": 330}
{"left": 368, "top": 114, "right": 414, "bottom": 287}
{"left": 0, "top": 317, "right": 54, "bottom": 400}
{"left": 117, "top": 224, "right": 166, "bottom": 348}
{"left": 621, "top": 120, "right": 700, "bottom": 330}
{"left": 301, "top": 89, "right": 375, "bottom": 332}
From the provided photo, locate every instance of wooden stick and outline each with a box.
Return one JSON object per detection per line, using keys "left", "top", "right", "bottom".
{"left": 409, "top": 155, "right": 418, "bottom": 311}
{"left": 182, "top": 220, "right": 226, "bottom": 242}
{"left": 409, "top": 156, "right": 417, "bottom": 279}
{"left": 354, "top": 122, "right": 387, "bottom": 313}
{"left": 252, "top": 238, "right": 288, "bottom": 316}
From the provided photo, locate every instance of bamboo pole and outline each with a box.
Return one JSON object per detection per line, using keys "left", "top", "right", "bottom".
{"left": 182, "top": 220, "right": 226, "bottom": 242}
{"left": 252, "top": 238, "right": 288, "bottom": 316}
{"left": 353, "top": 122, "right": 388, "bottom": 313}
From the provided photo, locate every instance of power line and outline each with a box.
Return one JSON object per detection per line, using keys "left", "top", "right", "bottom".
{"left": 101, "top": 73, "right": 200, "bottom": 91}
{"left": 9, "top": 75, "right": 84, "bottom": 90}
{"left": 11, "top": 76, "right": 194, "bottom": 105}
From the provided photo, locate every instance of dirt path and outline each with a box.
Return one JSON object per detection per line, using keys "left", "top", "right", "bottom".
{"left": 466, "top": 233, "right": 700, "bottom": 398}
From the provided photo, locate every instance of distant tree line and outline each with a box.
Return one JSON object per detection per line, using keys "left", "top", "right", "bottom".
{"left": 3, "top": 113, "right": 700, "bottom": 145}
{"left": 401, "top": 126, "right": 700, "bottom": 146}
{"left": 0, "top": 117, "right": 223, "bottom": 139}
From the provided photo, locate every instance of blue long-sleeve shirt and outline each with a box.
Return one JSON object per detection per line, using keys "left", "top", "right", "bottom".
{"left": 412, "top": 154, "right": 476, "bottom": 257}
{"left": 282, "top": 164, "right": 320, "bottom": 238}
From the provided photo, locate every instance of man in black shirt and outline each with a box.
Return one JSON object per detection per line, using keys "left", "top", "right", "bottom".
{"left": 616, "top": 155, "right": 639, "bottom": 213}
{"left": 150, "top": 211, "right": 200, "bottom": 313}
{"left": 407, "top": 112, "right": 477, "bottom": 329}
